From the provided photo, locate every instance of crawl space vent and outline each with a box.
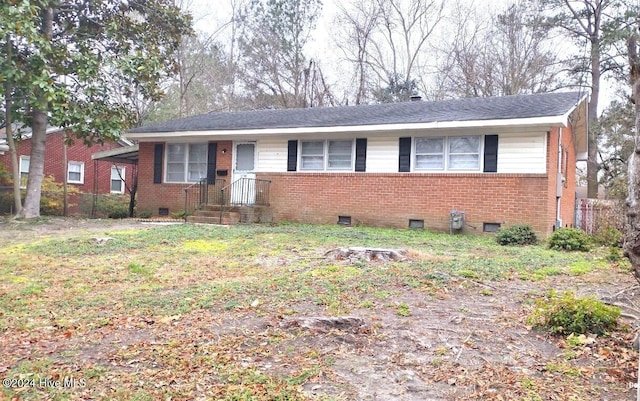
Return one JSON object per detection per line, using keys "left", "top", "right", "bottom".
{"left": 338, "top": 216, "right": 352, "bottom": 225}
{"left": 158, "top": 208, "right": 169, "bottom": 216}
{"left": 409, "top": 219, "right": 425, "bottom": 229}
{"left": 483, "top": 222, "right": 501, "bottom": 233}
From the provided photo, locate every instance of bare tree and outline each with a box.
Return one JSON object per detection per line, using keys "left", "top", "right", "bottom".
{"left": 302, "top": 59, "right": 336, "bottom": 107}
{"left": 335, "top": 0, "right": 381, "bottom": 104}
{"left": 538, "top": 0, "right": 629, "bottom": 199}
{"left": 597, "top": 99, "right": 635, "bottom": 200}
{"left": 436, "top": 2, "right": 561, "bottom": 99}
{"left": 372, "top": 0, "right": 444, "bottom": 96}
{"left": 140, "top": 0, "right": 251, "bottom": 123}
{"left": 237, "top": 0, "right": 322, "bottom": 109}
{"left": 334, "top": 0, "right": 444, "bottom": 103}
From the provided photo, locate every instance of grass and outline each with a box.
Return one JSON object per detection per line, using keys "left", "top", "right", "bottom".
{"left": 0, "top": 222, "right": 624, "bottom": 400}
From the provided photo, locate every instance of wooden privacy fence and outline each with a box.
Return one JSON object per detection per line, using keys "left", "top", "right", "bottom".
{"left": 575, "top": 198, "right": 624, "bottom": 235}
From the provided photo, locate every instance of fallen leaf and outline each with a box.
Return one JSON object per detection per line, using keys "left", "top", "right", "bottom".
{"left": 159, "top": 315, "right": 181, "bottom": 324}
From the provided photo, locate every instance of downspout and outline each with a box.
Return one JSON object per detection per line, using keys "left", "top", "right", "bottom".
{"left": 556, "top": 128, "right": 563, "bottom": 229}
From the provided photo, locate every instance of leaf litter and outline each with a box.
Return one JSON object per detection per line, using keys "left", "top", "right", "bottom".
{"left": 0, "top": 219, "right": 637, "bottom": 400}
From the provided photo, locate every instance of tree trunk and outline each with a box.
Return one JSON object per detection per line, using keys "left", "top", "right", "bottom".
{"left": 4, "top": 37, "right": 22, "bottom": 216}
{"left": 624, "top": 31, "right": 640, "bottom": 283}
{"left": 587, "top": 38, "right": 600, "bottom": 199}
{"left": 19, "top": 108, "right": 47, "bottom": 219}
{"left": 128, "top": 175, "right": 137, "bottom": 218}
{"left": 63, "top": 141, "right": 68, "bottom": 217}
{"left": 17, "top": 6, "right": 53, "bottom": 219}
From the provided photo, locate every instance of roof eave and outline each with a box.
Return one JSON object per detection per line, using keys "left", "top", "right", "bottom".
{"left": 92, "top": 144, "right": 139, "bottom": 163}
{"left": 127, "top": 115, "right": 570, "bottom": 141}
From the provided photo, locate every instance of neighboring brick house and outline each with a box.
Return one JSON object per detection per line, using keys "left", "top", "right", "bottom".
{"left": 0, "top": 126, "right": 135, "bottom": 214}
{"left": 126, "top": 92, "right": 588, "bottom": 236}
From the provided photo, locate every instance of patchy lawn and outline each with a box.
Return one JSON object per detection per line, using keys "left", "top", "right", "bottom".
{"left": 0, "top": 218, "right": 637, "bottom": 400}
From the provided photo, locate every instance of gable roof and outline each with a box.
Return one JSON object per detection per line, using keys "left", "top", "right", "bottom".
{"left": 129, "top": 91, "right": 588, "bottom": 135}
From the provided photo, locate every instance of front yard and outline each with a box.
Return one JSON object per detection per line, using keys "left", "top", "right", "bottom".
{"left": 0, "top": 219, "right": 637, "bottom": 400}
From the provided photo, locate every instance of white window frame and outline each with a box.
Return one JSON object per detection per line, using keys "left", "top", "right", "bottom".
{"left": 299, "top": 139, "right": 355, "bottom": 171}
{"left": 448, "top": 136, "right": 481, "bottom": 171}
{"left": 414, "top": 137, "right": 445, "bottom": 170}
{"left": 110, "top": 166, "right": 126, "bottom": 194}
{"left": 164, "top": 143, "right": 208, "bottom": 183}
{"left": 67, "top": 161, "right": 84, "bottom": 184}
{"left": 19, "top": 156, "right": 30, "bottom": 189}
{"left": 413, "top": 135, "right": 483, "bottom": 172}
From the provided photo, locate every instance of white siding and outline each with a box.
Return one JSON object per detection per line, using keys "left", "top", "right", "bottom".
{"left": 497, "top": 133, "right": 546, "bottom": 173}
{"left": 366, "top": 137, "right": 398, "bottom": 172}
{"left": 253, "top": 133, "right": 546, "bottom": 174}
{"left": 256, "top": 139, "right": 288, "bottom": 172}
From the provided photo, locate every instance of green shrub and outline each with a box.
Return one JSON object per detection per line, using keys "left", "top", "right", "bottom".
{"left": 107, "top": 207, "right": 129, "bottom": 219}
{"left": 1, "top": 176, "right": 81, "bottom": 216}
{"left": 527, "top": 290, "right": 620, "bottom": 335}
{"left": 548, "top": 228, "right": 591, "bottom": 252}
{"left": 592, "top": 226, "right": 622, "bottom": 248}
{"left": 171, "top": 210, "right": 187, "bottom": 219}
{"left": 0, "top": 164, "right": 11, "bottom": 186}
{"left": 495, "top": 224, "right": 538, "bottom": 246}
{"left": 606, "top": 246, "right": 624, "bottom": 263}
{"left": 136, "top": 210, "right": 153, "bottom": 219}
{"left": 86, "top": 194, "right": 130, "bottom": 219}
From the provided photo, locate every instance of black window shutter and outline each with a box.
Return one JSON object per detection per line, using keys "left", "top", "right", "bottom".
{"left": 483, "top": 135, "right": 499, "bottom": 173}
{"left": 398, "top": 137, "right": 412, "bottom": 172}
{"left": 207, "top": 142, "right": 218, "bottom": 183}
{"left": 153, "top": 144, "right": 164, "bottom": 184}
{"left": 355, "top": 138, "right": 367, "bottom": 172}
{"left": 287, "top": 140, "right": 298, "bottom": 172}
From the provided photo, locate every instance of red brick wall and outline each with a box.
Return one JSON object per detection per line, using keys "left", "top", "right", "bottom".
{"left": 257, "top": 172, "right": 554, "bottom": 235}
{"left": 136, "top": 141, "right": 233, "bottom": 215}
{"left": 0, "top": 130, "right": 134, "bottom": 195}
{"left": 545, "top": 127, "right": 577, "bottom": 230}
{"left": 561, "top": 125, "right": 577, "bottom": 227}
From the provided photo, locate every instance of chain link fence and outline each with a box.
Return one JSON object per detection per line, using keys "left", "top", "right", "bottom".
{"left": 0, "top": 186, "right": 130, "bottom": 218}
{"left": 575, "top": 198, "right": 625, "bottom": 235}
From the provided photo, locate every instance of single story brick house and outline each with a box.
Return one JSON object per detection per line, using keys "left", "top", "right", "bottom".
{"left": 0, "top": 126, "right": 135, "bottom": 214}
{"left": 126, "top": 91, "right": 588, "bottom": 236}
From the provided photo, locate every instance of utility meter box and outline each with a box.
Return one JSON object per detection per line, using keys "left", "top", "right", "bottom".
{"left": 450, "top": 210, "right": 465, "bottom": 231}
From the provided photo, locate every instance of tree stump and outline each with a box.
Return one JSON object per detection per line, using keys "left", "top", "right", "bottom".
{"left": 280, "top": 316, "right": 365, "bottom": 333}
{"left": 324, "top": 247, "right": 407, "bottom": 263}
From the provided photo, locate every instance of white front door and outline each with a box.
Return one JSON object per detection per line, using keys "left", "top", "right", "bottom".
{"left": 232, "top": 142, "right": 256, "bottom": 205}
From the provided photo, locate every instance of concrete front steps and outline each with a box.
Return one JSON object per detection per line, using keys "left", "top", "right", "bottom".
{"left": 186, "top": 205, "right": 272, "bottom": 225}
{"left": 187, "top": 205, "right": 240, "bottom": 225}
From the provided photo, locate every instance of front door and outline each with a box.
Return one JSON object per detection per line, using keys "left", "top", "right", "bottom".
{"left": 232, "top": 142, "right": 256, "bottom": 205}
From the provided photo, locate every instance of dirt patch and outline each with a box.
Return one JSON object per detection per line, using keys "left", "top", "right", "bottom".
{"left": 0, "top": 217, "right": 180, "bottom": 245}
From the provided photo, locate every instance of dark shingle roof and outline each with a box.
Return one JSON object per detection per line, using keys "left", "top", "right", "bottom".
{"left": 129, "top": 91, "right": 587, "bottom": 133}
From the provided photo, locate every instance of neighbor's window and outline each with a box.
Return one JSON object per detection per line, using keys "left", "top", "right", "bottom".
{"left": 19, "top": 156, "right": 29, "bottom": 188}
{"left": 448, "top": 136, "right": 480, "bottom": 170}
{"left": 111, "top": 166, "right": 125, "bottom": 194}
{"left": 415, "top": 137, "right": 444, "bottom": 170}
{"left": 166, "top": 143, "right": 207, "bottom": 183}
{"left": 300, "top": 140, "right": 353, "bottom": 171}
{"left": 67, "top": 161, "right": 84, "bottom": 184}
